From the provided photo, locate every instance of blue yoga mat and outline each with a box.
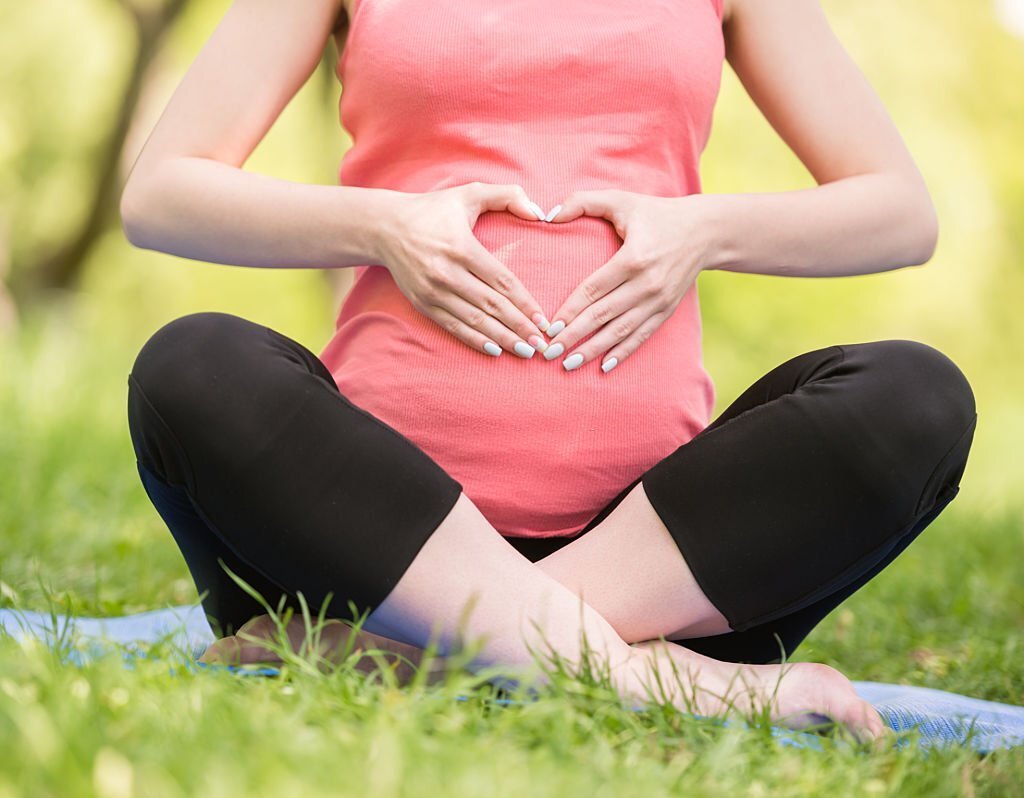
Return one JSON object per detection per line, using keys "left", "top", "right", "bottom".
{"left": 2, "top": 604, "right": 1021, "bottom": 753}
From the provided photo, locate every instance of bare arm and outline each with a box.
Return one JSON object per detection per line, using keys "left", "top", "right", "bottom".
{"left": 699, "top": 0, "right": 939, "bottom": 277}
{"left": 119, "top": 0, "right": 390, "bottom": 269}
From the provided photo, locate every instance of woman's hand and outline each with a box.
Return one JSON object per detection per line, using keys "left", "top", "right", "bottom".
{"left": 542, "top": 190, "right": 714, "bottom": 373}
{"left": 372, "top": 182, "right": 552, "bottom": 358}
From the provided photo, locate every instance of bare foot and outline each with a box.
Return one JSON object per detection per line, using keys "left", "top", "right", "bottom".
{"left": 198, "top": 618, "right": 887, "bottom": 742}
{"left": 198, "top": 614, "right": 449, "bottom": 684}
{"left": 627, "top": 639, "right": 888, "bottom": 743}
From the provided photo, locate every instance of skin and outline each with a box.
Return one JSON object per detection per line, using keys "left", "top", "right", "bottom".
{"left": 121, "top": 0, "right": 938, "bottom": 743}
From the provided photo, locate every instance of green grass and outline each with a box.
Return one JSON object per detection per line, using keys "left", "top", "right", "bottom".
{"left": 1, "top": 304, "right": 1023, "bottom": 797}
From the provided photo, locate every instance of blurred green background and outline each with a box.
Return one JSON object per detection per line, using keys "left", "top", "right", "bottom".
{"left": 1, "top": 2, "right": 1023, "bottom": 794}
{"left": 0, "top": 0, "right": 1022, "bottom": 604}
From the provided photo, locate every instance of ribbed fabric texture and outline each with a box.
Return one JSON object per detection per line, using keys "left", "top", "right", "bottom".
{"left": 318, "top": 0, "right": 725, "bottom": 538}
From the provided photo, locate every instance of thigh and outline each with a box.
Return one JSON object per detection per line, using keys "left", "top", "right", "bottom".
{"left": 517, "top": 339, "right": 977, "bottom": 659}
{"left": 127, "top": 311, "right": 465, "bottom": 636}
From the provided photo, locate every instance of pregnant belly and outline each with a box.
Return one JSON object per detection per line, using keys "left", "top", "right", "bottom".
{"left": 318, "top": 211, "right": 715, "bottom": 537}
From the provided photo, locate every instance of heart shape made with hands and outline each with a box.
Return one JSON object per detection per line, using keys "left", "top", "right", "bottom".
{"left": 475, "top": 195, "right": 624, "bottom": 369}
{"left": 496, "top": 188, "right": 706, "bottom": 375}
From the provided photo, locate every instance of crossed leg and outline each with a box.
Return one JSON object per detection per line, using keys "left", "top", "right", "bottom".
{"left": 250, "top": 335, "right": 974, "bottom": 738}
{"left": 198, "top": 472, "right": 881, "bottom": 738}
{"left": 206, "top": 334, "right": 976, "bottom": 739}
{"left": 129, "top": 314, "right": 973, "bottom": 741}
{"left": 352, "top": 486, "right": 887, "bottom": 737}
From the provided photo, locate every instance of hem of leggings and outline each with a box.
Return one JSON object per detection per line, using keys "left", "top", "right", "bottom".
{"left": 301, "top": 370, "right": 466, "bottom": 594}
{"left": 226, "top": 472, "right": 462, "bottom": 623}
{"left": 639, "top": 480, "right": 747, "bottom": 633}
{"left": 303, "top": 372, "right": 468, "bottom": 610}
{"left": 369, "top": 479, "right": 466, "bottom": 609}
{"left": 134, "top": 358, "right": 466, "bottom": 625}
{"left": 139, "top": 456, "right": 456, "bottom": 633}
{"left": 641, "top": 346, "right": 852, "bottom": 634}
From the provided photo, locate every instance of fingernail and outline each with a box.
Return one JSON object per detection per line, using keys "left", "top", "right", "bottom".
{"left": 562, "top": 353, "right": 584, "bottom": 371}
{"left": 526, "top": 201, "right": 547, "bottom": 221}
{"left": 528, "top": 334, "right": 548, "bottom": 352}
{"left": 547, "top": 319, "right": 566, "bottom": 337}
{"left": 544, "top": 204, "right": 562, "bottom": 222}
{"left": 543, "top": 342, "right": 565, "bottom": 360}
{"left": 532, "top": 313, "right": 550, "bottom": 332}
{"left": 483, "top": 341, "right": 502, "bottom": 356}
{"left": 513, "top": 340, "right": 536, "bottom": 358}
{"left": 601, "top": 357, "right": 618, "bottom": 373}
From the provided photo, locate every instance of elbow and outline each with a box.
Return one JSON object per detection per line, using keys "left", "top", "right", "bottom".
{"left": 911, "top": 196, "right": 939, "bottom": 266}
{"left": 120, "top": 172, "right": 163, "bottom": 250}
{"left": 119, "top": 179, "right": 149, "bottom": 249}
{"left": 902, "top": 181, "right": 940, "bottom": 268}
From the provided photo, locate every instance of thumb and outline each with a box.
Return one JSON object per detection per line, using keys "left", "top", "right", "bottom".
{"left": 546, "top": 188, "right": 624, "bottom": 225}
{"left": 464, "top": 181, "right": 546, "bottom": 223}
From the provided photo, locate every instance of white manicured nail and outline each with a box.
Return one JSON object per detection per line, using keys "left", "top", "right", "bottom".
{"left": 563, "top": 353, "right": 584, "bottom": 371}
{"left": 483, "top": 341, "right": 502, "bottom": 356}
{"left": 547, "top": 319, "right": 565, "bottom": 337}
{"left": 528, "top": 335, "right": 548, "bottom": 352}
{"left": 544, "top": 204, "right": 562, "bottom": 222}
{"left": 601, "top": 357, "right": 618, "bottom": 373}
{"left": 526, "top": 201, "right": 547, "bottom": 221}
{"left": 514, "top": 341, "right": 536, "bottom": 358}
{"left": 532, "top": 313, "right": 550, "bottom": 332}
{"left": 543, "top": 342, "right": 565, "bottom": 360}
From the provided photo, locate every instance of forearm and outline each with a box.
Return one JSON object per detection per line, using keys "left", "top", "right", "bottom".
{"left": 120, "top": 156, "right": 396, "bottom": 269}
{"left": 697, "top": 172, "right": 939, "bottom": 277}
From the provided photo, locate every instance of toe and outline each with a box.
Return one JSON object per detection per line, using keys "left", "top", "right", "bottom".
{"left": 199, "top": 636, "right": 243, "bottom": 665}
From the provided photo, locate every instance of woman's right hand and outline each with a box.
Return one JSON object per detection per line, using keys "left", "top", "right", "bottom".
{"left": 371, "top": 182, "right": 552, "bottom": 358}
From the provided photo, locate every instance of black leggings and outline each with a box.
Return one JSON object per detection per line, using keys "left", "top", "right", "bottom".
{"left": 126, "top": 311, "right": 977, "bottom": 664}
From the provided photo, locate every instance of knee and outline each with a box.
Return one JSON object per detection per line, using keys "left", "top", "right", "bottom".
{"left": 855, "top": 339, "right": 976, "bottom": 447}
{"left": 127, "top": 312, "right": 264, "bottom": 484}
{"left": 129, "top": 311, "right": 263, "bottom": 415}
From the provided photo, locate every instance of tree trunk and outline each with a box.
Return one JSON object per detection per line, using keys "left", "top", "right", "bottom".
{"left": 9, "top": 0, "right": 191, "bottom": 307}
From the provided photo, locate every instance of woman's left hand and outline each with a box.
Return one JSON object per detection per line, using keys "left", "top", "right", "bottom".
{"left": 543, "top": 189, "right": 714, "bottom": 373}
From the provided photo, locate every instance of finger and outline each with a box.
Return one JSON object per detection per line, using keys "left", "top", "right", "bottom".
{"left": 465, "top": 181, "right": 547, "bottom": 223}
{"left": 545, "top": 248, "right": 634, "bottom": 340}
{"left": 449, "top": 276, "right": 550, "bottom": 356}
{"left": 542, "top": 283, "right": 641, "bottom": 357}
{"left": 426, "top": 303, "right": 515, "bottom": 358}
{"left": 434, "top": 293, "right": 541, "bottom": 358}
{"left": 552, "top": 306, "right": 656, "bottom": 372}
{"left": 458, "top": 237, "right": 550, "bottom": 338}
{"left": 545, "top": 188, "right": 626, "bottom": 225}
{"left": 588, "top": 310, "right": 668, "bottom": 374}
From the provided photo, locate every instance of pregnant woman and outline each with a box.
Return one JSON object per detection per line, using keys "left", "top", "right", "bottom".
{"left": 121, "top": 0, "right": 976, "bottom": 739}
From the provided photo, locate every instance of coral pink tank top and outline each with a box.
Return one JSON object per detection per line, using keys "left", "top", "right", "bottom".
{"left": 318, "top": 0, "right": 724, "bottom": 538}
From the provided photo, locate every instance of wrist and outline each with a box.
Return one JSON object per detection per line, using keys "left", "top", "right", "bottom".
{"left": 689, "top": 192, "right": 737, "bottom": 273}
{"left": 333, "top": 186, "right": 408, "bottom": 267}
